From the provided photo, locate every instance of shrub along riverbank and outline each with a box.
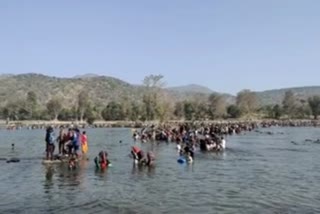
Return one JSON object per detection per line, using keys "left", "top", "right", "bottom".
{"left": 1, "top": 119, "right": 320, "bottom": 130}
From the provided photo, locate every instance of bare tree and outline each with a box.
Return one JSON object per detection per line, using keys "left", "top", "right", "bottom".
{"left": 236, "top": 89, "right": 258, "bottom": 115}
{"left": 208, "top": 93, "right": 227, "bottom": 119}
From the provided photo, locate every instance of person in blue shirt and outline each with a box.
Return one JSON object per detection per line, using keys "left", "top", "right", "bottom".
{"left": 73, "top": 128, "right": 81, "bottom": 158}
{"left": 45, "top": 126, "right": 55, "bottom": 160}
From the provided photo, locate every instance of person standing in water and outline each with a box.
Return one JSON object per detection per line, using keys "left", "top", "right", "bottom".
{"left": 45, "top": 127, "right": 55, "bottom": 160}
{"left": 58, "top": 126, "right": 68, "bottom": 155}
{"left": 81, "top": 131, "right": 88, "bottom": 157}
{"left": 73, "top": 128, "right": 81, "bottom": 158}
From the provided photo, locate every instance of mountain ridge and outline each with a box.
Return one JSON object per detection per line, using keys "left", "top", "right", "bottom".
{"left": 0, "top": 73, "right": 319, "bottom": 107}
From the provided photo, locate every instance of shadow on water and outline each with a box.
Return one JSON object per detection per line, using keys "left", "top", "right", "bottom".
{"left": 131, "top": 163, "right": 156, "bottom": 178}
{"left": 44, "top": 166, "right": 54, "bottom": 192}
{"left": 42, "top": 161, "right": 89, "bottom": 193}
{"left": 94, "top": 168, "right": 109, "bottom": 179}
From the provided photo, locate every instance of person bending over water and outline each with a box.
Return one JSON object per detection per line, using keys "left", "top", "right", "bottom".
{"left": 146, "top": 151, "right": 155, "bottom": 166}
{"left": 131, "top": 146, "right": 155, "bottom": 166}
{"left": 131, "top": 146, "right": 145, "bottom": 164}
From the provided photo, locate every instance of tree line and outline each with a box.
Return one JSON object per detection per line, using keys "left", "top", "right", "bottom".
{"left": 1, "top": 75, "right": 320, "bottom": 123}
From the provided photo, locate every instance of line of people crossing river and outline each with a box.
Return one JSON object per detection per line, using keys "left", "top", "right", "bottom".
{"left": 43, "top": 122, "right": 259, "bottom": 170}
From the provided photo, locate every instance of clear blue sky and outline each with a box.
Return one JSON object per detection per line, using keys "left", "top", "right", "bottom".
{"left": 0, "top": 0, "right": 319, "bottom": 94}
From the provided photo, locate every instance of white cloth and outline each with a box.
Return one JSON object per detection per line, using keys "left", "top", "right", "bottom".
{"left": 221, "top": 139, "right": 226, "bottom": 149}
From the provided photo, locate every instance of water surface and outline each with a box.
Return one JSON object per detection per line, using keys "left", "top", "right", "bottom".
{"left": 0, "top": 127, "right": 319, "bottom": 214}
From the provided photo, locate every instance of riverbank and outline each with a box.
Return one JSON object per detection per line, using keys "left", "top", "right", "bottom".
{"left": 1, "top": 119, "right": 319, "bottom": 130}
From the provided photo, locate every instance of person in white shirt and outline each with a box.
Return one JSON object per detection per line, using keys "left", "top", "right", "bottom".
{"left": 176, "top": 142, "right": 181, "bottom": 153}
{"left": 221, "top": 137, "right": 226, "bottom": 150}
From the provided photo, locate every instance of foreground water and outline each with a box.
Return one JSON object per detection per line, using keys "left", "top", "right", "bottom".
{"left": 0, "top": 127, "right": 319, "bottom": 214}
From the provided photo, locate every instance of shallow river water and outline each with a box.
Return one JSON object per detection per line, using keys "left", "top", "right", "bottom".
{"left": 0, "top": 127, "right": 319, "bottom": 214}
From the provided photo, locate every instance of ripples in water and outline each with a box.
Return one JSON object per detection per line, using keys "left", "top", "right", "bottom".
{"left": 0, "top": 127, "right": 320, "bottom": 213}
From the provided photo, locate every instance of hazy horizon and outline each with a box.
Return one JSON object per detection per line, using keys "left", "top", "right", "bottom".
{"left": 1, "top": 1, "right": 319, "bottom": 94}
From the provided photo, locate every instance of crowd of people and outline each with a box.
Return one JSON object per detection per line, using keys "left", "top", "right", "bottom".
{"left": 45, "top": 126, "right": 88, "bottom": 162}
{"left": 42, "top": 120, "right": 318, "bottom": 169}
{"left": 131, "top": 122, "right": 258, "bottom": 164}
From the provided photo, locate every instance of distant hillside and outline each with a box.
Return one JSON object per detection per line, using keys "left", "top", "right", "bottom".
{"left": 256, "top": 86, "right": 320, "bottom": 105}
{"left": 0, "top": 74, "right": 319, "bottom": 109}
{"left": 73, "top": 73, "right": 101, "bottom": 79}
{"left": 0, "top": 74, "right": 219, "bottom": 109}
{"left": 167, "top": 84, "right": 235, "bottom": 103}
{"left": 0, "top": 73, "right": 144, "bottom": 108}
{"left": 168, "top": 84, "right": 213, "bottom": 94}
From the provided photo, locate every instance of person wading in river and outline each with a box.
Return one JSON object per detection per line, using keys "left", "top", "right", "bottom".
{"left": 45, "top": 127, "right": 55, "bottom": 161}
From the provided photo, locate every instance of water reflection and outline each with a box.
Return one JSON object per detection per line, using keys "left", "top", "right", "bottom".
{"left": 53, "top": 162, "right": 87, "bottom": 190}
{"left": 44, "top": 166, "right": 54, "bottom": 194}
{"left": 131, "top": 163, "right": 156, "bottom": 177}
{"left": 94, "top": 168, "right": 108, "bottom": 179}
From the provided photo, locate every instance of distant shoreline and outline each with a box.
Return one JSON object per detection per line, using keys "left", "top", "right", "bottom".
{"left": 1, "top": 119, "right": 319, "bottom": 129}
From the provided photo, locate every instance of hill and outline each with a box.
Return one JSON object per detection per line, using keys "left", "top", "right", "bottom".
{"left": 0, "top": 74, "right": 232, "bottom": 108}
{"left": 0, "top": 73, "right": 144, "bottom": 109}
{"left": 256, "top": 86, "right": 320, "bottom": 105}
{"left": 168, "top": 84, "right": 213, "bottom": 94}
{"left": 0, "top": 73, "right": 319, "bottom": 110}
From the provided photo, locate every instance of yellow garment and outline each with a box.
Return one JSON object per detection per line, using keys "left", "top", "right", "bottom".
{"left": 82, "top": 142, "right": 88, "bottom": 154}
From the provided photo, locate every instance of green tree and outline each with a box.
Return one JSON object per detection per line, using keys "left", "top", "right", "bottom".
{"left": 78, "top": 91, "right": 90, "bottom": 122}
{"left": 129, "top": 101, "right": 142, "bottom": 121}
{"left": 174, "top": 102, "right": 185, "bottom": 119}
{"left": 184, "top": 101, "right": 196, "bottom": 121}
{"left": 156, "top": 100, "right": 173, "bottom": 123}
{"left": 282, "top": 90, "right": 297, "bottom": 118}
{"left": 26, "top": 91, "right": 38, "bottom": 119}
{"left": 208, "top": 93, "right": 227, "bottom": 119}
{"left": 2, "top": 101, "right": 21, "bottom": 121}
{"left": 155, "top": 92, "right": 173, "bottom": 123}
{"left": 194, "top": 102, "right": 208, "bottom": 120}
{"left": 101, "top": 101, "right": 125, "bottom": 121}
{"left": 236, "top": 89, "right": 257, "bottom": 115}
{"left": 227, "top": 105, "right": 241, "bottom": 118}
{"left": 84, "top": 103, "right": 99, "bottom": 124}
{"left": 46, "top": 97, "right": 63, "bottom": 120}
{"left": 272, "top": 104, "right": 282, "bottom": 119}
{"left": 308, "top": 95, "right": 320, "bottom": 119}
{"left": 58, "top": 108, "right": 74, "bottom": 121}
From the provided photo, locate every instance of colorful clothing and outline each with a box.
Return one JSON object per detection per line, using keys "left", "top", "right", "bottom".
{"left": 81, "top": 134, "right": 88, "bottom": 154}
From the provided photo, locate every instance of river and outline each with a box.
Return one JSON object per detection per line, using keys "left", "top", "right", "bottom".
{"left": 0, "top": 127, "right": 319, "bottom": 214}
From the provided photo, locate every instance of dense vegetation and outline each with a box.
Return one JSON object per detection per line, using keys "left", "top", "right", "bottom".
{"left": 0, "top": 73, "right": 319, "bottom": 123}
